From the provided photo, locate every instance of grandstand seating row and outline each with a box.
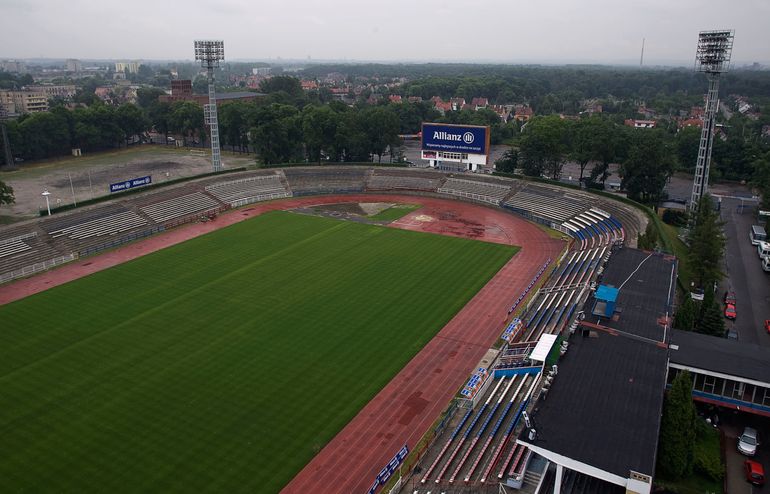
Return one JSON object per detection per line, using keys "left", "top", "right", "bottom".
{"left": 140, "top": 192, "right": 220, "bottom": 223}
{"left": 47, "top": 211, "right": 148, "bottom": 240}
{"left": 438, "top": 178, "right": 511, "bottom": 205}
{"left": 282, "top": 168, "right": 367, "bottom": 194}
{"left": 40, "top": 204, "right": 128, "bottom": 234}
{"left": 0, "top": 239, "right": 32, "bottom": 258}
{"left": 562, "top": 208, "right": 623, "bottom": 249}
{"left": 504, "top": 190, "right": 585, "bottom": 222}
{"left": 366, "top": 174, "right": 443, "bottom": 191}
{"left": 205, "top": 175, "right": 291, "bottom": 206}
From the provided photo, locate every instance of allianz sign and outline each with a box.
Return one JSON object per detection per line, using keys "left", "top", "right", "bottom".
{"left": 432, "top": 131, "right": 476, "bottom": 144}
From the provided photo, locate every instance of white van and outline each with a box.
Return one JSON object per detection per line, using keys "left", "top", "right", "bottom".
{"left": 763, "top": 257, "right": 770, "bottom": 272}
{"left": 758, "top": 241, "right": 770, "bottom": 260}
{"left": 750, "top": 225, "right": 767, "bottom": 245}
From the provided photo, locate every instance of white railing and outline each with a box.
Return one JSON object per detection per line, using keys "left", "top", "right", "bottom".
{"left": 0, "top": 253, "right": 77, "bottom": 285}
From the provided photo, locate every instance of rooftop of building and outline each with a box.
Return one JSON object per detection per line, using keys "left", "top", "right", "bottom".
{"left": 586, "top": 249, "right": 677, "bottom": 342}
{"left": 519, "top": 248, "right": 676, "bottom": 480}
{"left": 669, "top": 329, "right": 770, "bottom": 386}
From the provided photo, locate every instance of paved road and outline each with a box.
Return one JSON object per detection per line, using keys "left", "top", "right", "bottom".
{"left": 721, "top": 198, "right": 770, "bottom": 346}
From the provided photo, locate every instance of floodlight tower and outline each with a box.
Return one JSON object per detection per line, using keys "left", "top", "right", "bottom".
{"left": 690, "top": 30, "right": 734, "bottom": 213}
{"left": 194, "top": 40, "right": 225, "bottom": 172}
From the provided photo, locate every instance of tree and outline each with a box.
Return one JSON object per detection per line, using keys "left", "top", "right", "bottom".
{"left": 259, "top": 76, "right": 303, "bottom": 98}
{"left": 751, "top": 152, "right": 770, "bottom": 211}
{"left": 518, "top": 115, "right": 567, "bottom": 179}
{"left": 169, "top": 101, "right": 205, "bottom": 144}
{"left": 0, "top": 180, "right": 13, "bottom": 205}
{"left": 219, "top": 102, "right": 251, "bottom": 152}
{"left": 249, "top": 104, "right": 303, "bottom": 164}
{"left": 358, "top": 106, "right": 400, "bottom": 163}
{"left": 657, "top": 370, "right": 697, "bottom": 480}
{"left": 17, "top": 111, "right": 71, "bottom": 159}
{"left": 675, "top": 126, "right": 701, "bottom": 172}
{"left": 620, "top": 130, "right": 675, "bottom": 205}
{"left": 148, "top": 102, "right": 172, "bottom": 140}
{"left": 136, "top": 87, "right": 166, "bottom": 109}
{"left": 302, "top": 105, "right": 340, "bottom": 162}
{"left": 673, "top": 295, "right": 696, "bottom": 332}
{"left": 636, "top": 222, "right": 658, "bottom": 250}
{"left": 687, "top": 194, "right": 725, "bottom": 289}
{"left": 495, "top": 149, "right": 518, "bottom": 174}
{"left": 116, "top": 104, "right": 150, "bottom": 146}
{"left": 570, "top": 116, "right": 621, "bottom": 184}
{"left": 696, "top": 289, "right": 725, "bottom": 337}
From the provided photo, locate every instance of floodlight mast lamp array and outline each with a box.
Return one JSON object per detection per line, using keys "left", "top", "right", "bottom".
{"left": 194, "top": 40, "right": 225, "bottom": 172}
{"left": 690, "top": 30, "right": 734, "bottom": 214}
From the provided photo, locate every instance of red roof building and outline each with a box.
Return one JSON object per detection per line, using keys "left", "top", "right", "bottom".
{"left": 513, "top": 105, "right": 534, "bottom": 122}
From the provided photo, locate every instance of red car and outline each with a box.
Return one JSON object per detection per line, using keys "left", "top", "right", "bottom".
{"left": 745, "top": 459, "right": 765, "bottom": 486}
{"left": 765, "top": 320, "right": 770, "bottom": 334}
{"left": 724, "top": 291, "right": 736, "bottom": 305}
{"left": 724, "top": 303, "right": 737, "bottom": 320}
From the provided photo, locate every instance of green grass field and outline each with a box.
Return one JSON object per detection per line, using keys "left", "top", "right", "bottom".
{"left": 369, "top": 204, "right": 420, "bottom": 222}
{"left": 0, "top": 211, "right": 517, "bottom": 493}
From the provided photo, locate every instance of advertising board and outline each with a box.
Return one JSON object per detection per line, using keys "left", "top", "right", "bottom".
{"left": 110, "top": 175, "right": 152, "bottom": 193}
{"left": 421, "top": 123, "right": 489, "bottom": 155}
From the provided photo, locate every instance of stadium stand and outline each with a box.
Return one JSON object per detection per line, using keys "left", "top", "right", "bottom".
{"left": 0, "top": 225, "right": 72, "bottom": 284}
{"left": 366, "top": 169, "right": 444, "bottom": 192}
{"left": 437, "top": 177, "right": 511, "bottom": 205}
{"left": 503, "top": 187, "right": 585, "bottom": 223}
{"left": 0, "top": 232, "right": 35, "bottom": 258}
{"left": 40, "top": 204, "right": 130, "bottom": 235}
{"left": 47, "top": 211, "right": 147, "bottom": 240}
{"left": 139, "top": 192, "right": 220, "bottom": 223}
{"left": 0, "top": 166, "right": 646, "bottom": 286}
{"left": 282, "top": 167, "right": 367, "bottom": 195}
{"left": 205, "top": 175, "right": 291, "bottom": 207}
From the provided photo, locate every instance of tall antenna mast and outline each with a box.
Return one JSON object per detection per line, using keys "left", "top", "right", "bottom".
{"left": 640, "top": 38, "right": 645, "bottom": 67}
{"left": 194, "top": 39, "right": 225, "bottom": 173}
{"left": 690, "top": 29, "right": 734, "bottom": 215}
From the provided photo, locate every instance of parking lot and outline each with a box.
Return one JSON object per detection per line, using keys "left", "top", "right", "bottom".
{"left": 721, "top": 413, "right": 769, "bottom": 493}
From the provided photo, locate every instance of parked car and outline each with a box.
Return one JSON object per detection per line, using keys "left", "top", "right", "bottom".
{"left": 724, "top": 291, "right": 736, "bottom": 305}
{"left": 726, "top": 328, "right": 739, "bottom": 340}
{"left": 738, "top": 427, "right": 760, "bottom": 456}
{"left": 765, "top": 320, "right": 770, "bottom": 334}
{"left": 744, "top": 460, "right": 765, "bottom": 486}
{"left": 724, "top": 303, "right": 737, "bottom": 320}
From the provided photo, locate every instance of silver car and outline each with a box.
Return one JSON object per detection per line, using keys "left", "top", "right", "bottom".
{"left": 738, "top": 427, "right": 760, "bottom": 456}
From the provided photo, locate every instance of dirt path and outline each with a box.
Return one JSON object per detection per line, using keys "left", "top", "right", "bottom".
{"left": 0, "top": 194, "right": 564, "bottom": 494}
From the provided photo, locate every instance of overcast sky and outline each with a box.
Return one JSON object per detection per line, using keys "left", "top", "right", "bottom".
{"left": 2, "top": 0, "right": 769, "bottom": 65}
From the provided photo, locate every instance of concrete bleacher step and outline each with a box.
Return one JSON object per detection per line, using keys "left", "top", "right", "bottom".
{"left": 140, "top": 192, "right": 220, "bottom": 223}
{"left": 48, "top": 211, "right": 148, "bottom": 240}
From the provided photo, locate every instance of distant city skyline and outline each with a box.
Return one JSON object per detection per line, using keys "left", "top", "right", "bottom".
{"left": 1, "top": 0, "right": 769, "bottom": 66}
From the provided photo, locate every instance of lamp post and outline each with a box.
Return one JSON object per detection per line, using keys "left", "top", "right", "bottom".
{"left": 42, "top": 189, "right": 51, "bottom": 215}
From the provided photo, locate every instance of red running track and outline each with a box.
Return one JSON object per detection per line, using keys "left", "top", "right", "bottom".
{"left": 0, "top": 195, "right": 563, "bottom": 494}
{"left": 281, "top": 198, "right": 563, "bottom": 493}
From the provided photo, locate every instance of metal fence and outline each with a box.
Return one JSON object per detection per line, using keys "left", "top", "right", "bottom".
{"left": 78, "top": 225, "right": 165, "bottom": 258}
{"left": 0, "top": 253, "right": 77, "bottom": 285}
{"left": 229, "top": 192, "right": 292, "bottom": 208}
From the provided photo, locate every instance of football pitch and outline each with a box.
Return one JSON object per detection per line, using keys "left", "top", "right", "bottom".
{"left": 0, "top": 211, "right": 518, "bottom": 493}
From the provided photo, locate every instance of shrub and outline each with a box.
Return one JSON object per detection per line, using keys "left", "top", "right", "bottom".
{"left": 662, "top": 208, "right": 688, "bottom": 227}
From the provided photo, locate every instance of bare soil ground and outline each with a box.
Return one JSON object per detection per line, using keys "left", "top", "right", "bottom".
{"left": 0, "top": 145, "right": 254, "bottom": 219}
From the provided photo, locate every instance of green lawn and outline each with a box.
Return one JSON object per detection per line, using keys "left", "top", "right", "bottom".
{"left": 369, "top": 204, "right": 421, "bottom": 222}
{"left": 0, "top": 211, "right": 517, "bottom": 493}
